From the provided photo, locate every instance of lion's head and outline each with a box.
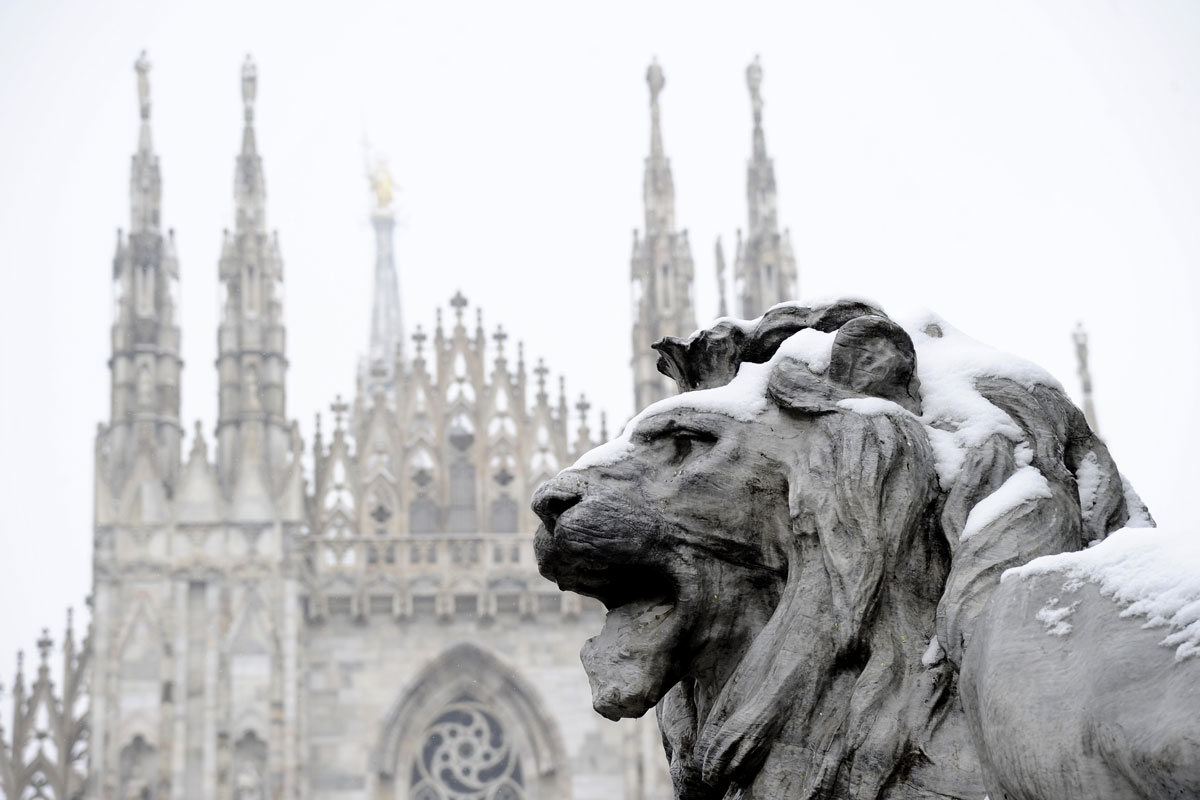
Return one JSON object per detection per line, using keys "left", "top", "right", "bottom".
{"left": 533, "top": 300, "right": 1147, "bottom": 800}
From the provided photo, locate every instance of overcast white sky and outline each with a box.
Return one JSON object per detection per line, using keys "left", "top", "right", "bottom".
{"left": 1, "top": 0, "right": 1198, "bottom": 674}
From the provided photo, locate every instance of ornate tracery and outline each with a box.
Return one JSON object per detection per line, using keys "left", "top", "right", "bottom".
{"left": 409, "top": 694, "right": 525, "bottom": 800}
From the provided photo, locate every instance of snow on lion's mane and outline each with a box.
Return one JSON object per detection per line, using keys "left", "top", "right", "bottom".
{"left": 576, "top": 297, "right": 1067, "bottom": 500}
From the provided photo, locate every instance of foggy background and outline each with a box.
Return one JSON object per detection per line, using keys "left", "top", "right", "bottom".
{"left": 1, "top": 0, "right": 1198, "bottom": 675}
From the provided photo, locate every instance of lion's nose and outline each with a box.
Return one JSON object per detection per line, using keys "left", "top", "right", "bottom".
{"left": 532, "top": 477, "right": 583, "bottom": 535}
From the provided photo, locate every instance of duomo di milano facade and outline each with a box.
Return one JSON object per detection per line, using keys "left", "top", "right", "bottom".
{"left": 0, "top": 54, "right": 796, "bottom": 800}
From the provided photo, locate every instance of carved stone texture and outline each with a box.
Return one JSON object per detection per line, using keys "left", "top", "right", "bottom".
{"left": 533, "top": 298, "right": 1188, "bottom": 800}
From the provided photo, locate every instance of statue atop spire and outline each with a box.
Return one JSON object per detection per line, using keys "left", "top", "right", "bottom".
{"left": 647, "top": 58, "right": 665, "bottom": 160}
{"left": 368, "top": 156, "right": 395, "bottom": 213}
{"left": 747, "top": 54, "right": 764, "bottom": 125}
{"left": 135, "top": 50, "right": 151, "bottom": 120}
{"left": 647, "top": 58, "right": 664, "bottom": 105}
{"left": 241, "top": 54, "right": 257, "bottom": 123}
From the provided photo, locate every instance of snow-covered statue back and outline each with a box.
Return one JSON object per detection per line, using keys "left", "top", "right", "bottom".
{"left": 532, "top": 298, "right": 1198, "bottom": 800}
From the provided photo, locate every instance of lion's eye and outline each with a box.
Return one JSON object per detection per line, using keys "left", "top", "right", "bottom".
{"left": 667, "top": 430, "right": 717, "bottom": 465}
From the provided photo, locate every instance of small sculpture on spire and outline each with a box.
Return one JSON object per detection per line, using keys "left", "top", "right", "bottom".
{"left": 647, "top": 58, "right": 665, "bottom": 159}
{"left": 647, "top": 58, "right": 665, "bottom": 106}
{"left": 135, "top": 50, "right": 152, "bottom": 120}
{"left": 366, "top": 151, "right": 395, "bottom": 212}
{"left": 241, "top": 54, "right": 258, "bottom": 123}
{"left": 747, "top": 54, "right": 764, "bottom": 123}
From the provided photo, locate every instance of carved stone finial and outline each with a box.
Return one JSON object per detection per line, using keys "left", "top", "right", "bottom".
{"left": 450, "top": 291, "right": 468, "bottom": 324}
{"left": 534, "top": 359, "right": 549, "bottom": 399}
{"left": 134, "top": 50, "right": 151, "bottom": 120}
{"left": 493, "top": 325, "right": 508, "bottom": 361}
{"left": 330, "top": 395, "right": 349, "bottom": 431}
{"left": 241, "top": 54, "right": 257, "bottom": 123}
{"left": 412, "top": 324, "right": 427, "bottom": 359}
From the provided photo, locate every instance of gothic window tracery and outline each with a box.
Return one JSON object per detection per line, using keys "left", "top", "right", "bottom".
{"left": 409, "top": 694, "right": 525, "bottom": 800}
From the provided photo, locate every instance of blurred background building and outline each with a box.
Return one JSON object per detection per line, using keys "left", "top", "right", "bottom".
{"left": 0, "top": 51, "right": 806, "bottom": 800}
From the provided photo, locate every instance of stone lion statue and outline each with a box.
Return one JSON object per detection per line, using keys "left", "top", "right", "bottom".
{"left": 533, "top": 299, "right": 1197, "bottom": 799}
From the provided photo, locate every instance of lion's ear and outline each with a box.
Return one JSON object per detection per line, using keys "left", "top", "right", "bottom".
{"left": 827, "top": 315, "right": 922, "bottom": 414}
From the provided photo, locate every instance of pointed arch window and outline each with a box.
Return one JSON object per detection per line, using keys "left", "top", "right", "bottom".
{"left": 489, "top": 496, "right": 518, "bottom": 534}
{"left": 448, "top": 461, "right": 477, "bottom": 533}
{"left": 410, "top": 497, "right": 439, "bottom": 535}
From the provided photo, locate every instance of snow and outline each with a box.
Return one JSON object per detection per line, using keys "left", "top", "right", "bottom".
{"left": 959, "top": 466, "right": 1054, "bottom": 542}
{"left": 774, "top": 326, "right": 835, "bottom": 374}
{"left": 1004, "top": 527, "right": 1200, "bottom": 660}
{"left": 569, "top": 359, "right": 772, "bottom": 470}
{"left": 1075, "top": 450, "right": 1103, "bottom": 518}
{"left": 899, "top": 310, "right": 1061, "bottom": 490}
{"left": 921, "top": 635, "right": 946, "bottom": 667}
{"left": 571, "top": 326, "right": 837, "bottom": 470}
{"left": 836, "top": 397, "right": 910, "bottom": 417}
{"left": 1034, "top": 597, "right": 1078, "bottom": 636}
{"left": 1121, "top": 476, "right": 1155, "bottom": 528}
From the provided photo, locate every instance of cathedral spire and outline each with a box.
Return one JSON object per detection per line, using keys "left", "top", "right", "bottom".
{"left": 735, "top": 56, "right": 798, "bottom": 318}
{"left": 99, "top": 51, "right": 183, "bottom": 495}
{"left": 643, "top": 58, "right": 674, "bottom": 236}
{"left": 630, "top": 59, "right": 695, "bottom": 412}
{"left": 363, "top": 150, "right": 405, "bottom": 398}
{"left": 216, "top": 55, "right": 291, "bottom": 495}
{"left": 131, "top": 50, "right": 160, "bottom": 234}
{"left": 235, "top": 55, "right": 265, "bottom": 233}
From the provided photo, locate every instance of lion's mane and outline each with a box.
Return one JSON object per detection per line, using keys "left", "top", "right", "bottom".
{"left": 650, "top": 300, "right": 1147, "bottom": 798}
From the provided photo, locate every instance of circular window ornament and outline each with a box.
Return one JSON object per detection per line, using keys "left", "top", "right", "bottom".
{"left": 410, "top": 695, "right": 524, "bottom": 800}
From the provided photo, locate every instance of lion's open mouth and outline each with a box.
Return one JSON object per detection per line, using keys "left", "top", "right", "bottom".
{"left": 535, "top": 521, "right": 687, "bottom": 720}
{"left": 581, "top": 589, "right": 684, "bottom": 721}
